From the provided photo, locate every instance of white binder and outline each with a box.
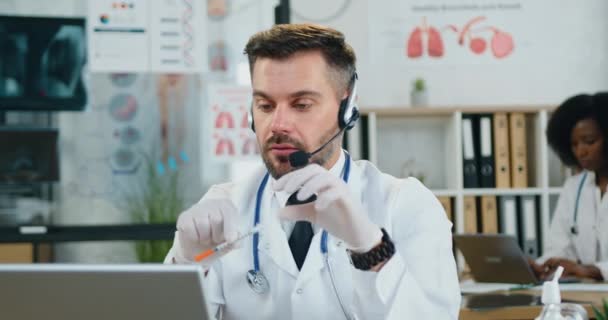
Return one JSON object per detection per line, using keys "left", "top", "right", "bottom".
{"left": 519, "top": 195, "right": 539, "bottom": 257}
{"left": 499, "top": 196, "right": 519, "bottom": 243}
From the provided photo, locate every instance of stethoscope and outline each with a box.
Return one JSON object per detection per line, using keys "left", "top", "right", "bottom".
{"left": 246, "top": 152, "right": 354, "bottom": 320}
{"left": 570, "top": 172, "right": 588, "bottom": 236}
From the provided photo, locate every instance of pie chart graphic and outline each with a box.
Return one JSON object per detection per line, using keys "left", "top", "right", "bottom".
{"left": 110, "top": 148, "right": 141, "bottom": 174}
{"left": 116, "top": 126, "right": 141, "bottom": 145}
{"left": 109, "top": 94, "right": 138, "bottom": 122}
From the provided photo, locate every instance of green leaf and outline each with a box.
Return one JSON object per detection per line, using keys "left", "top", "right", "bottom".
{"left": 594, "top": 298, "right": 608, "bottom": 320}
{"left": 593, "top": 305, "right": 605, "bottom": 320}
{"left": 119, "top": 153, "right": 185, "bottom": 263}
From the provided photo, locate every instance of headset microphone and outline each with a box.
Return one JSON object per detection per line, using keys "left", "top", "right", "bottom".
{"left": 288, "top": 126, "right": 346, "bottom": 168}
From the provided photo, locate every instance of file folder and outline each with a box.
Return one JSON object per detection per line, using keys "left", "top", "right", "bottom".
{"left": 0, "top": 244, "right": 33, "bottom": 263}
{"left": 509, "top": 113, "right": 528, "bottom": 188}
{"left": 480, "top": 195, "right": 498, "bottom": 234}
{"left": 493, "top": 113, "right": 511, "bottom": 188}
{"left": 478, "top": 114, "right": 495, "bottom": 188}
{"left": 463, "top": 196, "right": 479, "bottom": 234}
{"left": 498, "top": 195, "right": 519, "bottom": 243}
{"left": 462, "top": 114, "right": 480, "bottom": 188}
{"left": 519, "top": 195, "right": 539, "bottom": 257}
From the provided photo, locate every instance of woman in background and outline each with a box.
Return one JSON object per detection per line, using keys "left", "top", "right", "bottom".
{"left": 531, "top": 93, "right": 608, "bottom": 281}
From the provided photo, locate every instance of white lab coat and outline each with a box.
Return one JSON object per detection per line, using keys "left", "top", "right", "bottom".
{"left": 165, "top": 153, "right": 461, "bottom": 319}
{"left": 538, "top": 170, "right": 608, "bottom": 279}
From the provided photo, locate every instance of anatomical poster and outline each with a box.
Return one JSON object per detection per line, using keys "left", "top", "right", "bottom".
{"left": 369, "top": 0, "right": 532, "bottom": 66}
{"left": 149, "top": 0, "right": 205, "bottom": 73}
{"left": 206, "top": 84, "right": 258, "bottom": 162}
{"left": 88, "top": 0, "right": 206, "bottom": 73}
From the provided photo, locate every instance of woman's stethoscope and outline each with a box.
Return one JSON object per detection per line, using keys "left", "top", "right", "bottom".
{"left": 246, "top": 152, "right": 354, "bottom": 320}
{"left": 570, "top": 171, "right": 588, "bottom": 236}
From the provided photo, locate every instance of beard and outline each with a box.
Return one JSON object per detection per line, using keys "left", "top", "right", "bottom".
{"left": 261, "top": 128, "right": 341, "bottom": 179}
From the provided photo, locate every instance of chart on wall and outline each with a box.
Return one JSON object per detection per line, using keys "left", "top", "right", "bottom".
{"left": 369, "top": 0, "right": 536, "bottom": 66}
{"left": 206, "top": 84, "right": 257, "bottom": 162}
{"left": 88, "top": 0, "right": 206, "bottom": 73}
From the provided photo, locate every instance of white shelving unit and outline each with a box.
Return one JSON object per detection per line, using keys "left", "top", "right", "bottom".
{"left": 346, "top": 105, "right": 570, "bottom": 268}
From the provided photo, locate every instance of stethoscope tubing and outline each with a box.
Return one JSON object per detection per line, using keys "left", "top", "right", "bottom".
{"left": 571, "top": 172, "right": 588, "bottom": 236}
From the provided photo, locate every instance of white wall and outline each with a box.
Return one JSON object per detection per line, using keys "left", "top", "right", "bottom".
{"left": 292, "top": 0, "right": 608, "bottom": 107}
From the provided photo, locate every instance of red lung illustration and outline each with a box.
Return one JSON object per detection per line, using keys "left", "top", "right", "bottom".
{"left": 214, "top": 111, "right": 234, "bottom": 129}
{"left": 215, "top": 138, "right": 235, "bottom": 155}
{"left": 241, "top": 111, "right": 250, "bottom": 129}
{"left": 427, "top": 27, "right": 444, "bottom": 57}
{"left": 469, "top": 37, "right": 486, "bottom": 54}
{"left": 407, "top": 27, "right": 423, "bottom": 58}
{"left": 491, "top": 31, "right": 514, "bottom": 58}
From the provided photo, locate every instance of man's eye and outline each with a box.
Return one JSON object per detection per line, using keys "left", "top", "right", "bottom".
{"left": 257, "top": 104, "right": 273, "bottom": 112}
{"left": 294, "top": 102, "right": 312, "bottom": 110}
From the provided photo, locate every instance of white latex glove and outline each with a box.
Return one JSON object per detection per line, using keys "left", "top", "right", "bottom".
{"left": 273, "top": 164, "right": 382, "bottom": 253}
{"left": 174, "top": 186, "right": 239, "bottom": 264}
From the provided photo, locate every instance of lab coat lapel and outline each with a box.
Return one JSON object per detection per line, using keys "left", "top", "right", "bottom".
{"left": 296, "top": 231, "right": 325, "bottom": 286}
{"left": 573, "top": 179, "right": 598, "bottom": 264}
{"left": 257, "top": 198, "right": 299, "bottom": 279}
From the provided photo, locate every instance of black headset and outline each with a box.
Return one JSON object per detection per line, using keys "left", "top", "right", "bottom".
{"left": 250, "top": 72, "right": 360, "bottom": 132}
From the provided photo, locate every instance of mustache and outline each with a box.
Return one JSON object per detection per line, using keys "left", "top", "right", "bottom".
{"left": 264, "top": 134, "right": 305, "bottom": 151}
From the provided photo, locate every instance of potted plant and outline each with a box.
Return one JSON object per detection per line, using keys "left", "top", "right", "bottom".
{"left": 593, "top": 298, "right": 608, "bottom": 320}
{"left": 410, "top": 77, "right": 429, "bottom": 107}
{"left": 123, "top": 157, "right": 184, "bottom": 262}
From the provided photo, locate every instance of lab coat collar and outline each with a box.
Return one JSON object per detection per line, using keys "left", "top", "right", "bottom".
{"left": 257, "top": 210, "right": 300, "bottom": 278}
{"left": 583, "top": 170, "right": 596, "bottom": 186}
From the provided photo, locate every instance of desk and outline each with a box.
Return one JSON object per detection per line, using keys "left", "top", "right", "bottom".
{"left": 460, "top": 290, "right": 607, "bottom": 320}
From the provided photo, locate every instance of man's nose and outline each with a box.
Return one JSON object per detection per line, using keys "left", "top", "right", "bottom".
{"left": 269, "top": 105, "right": 294, "bottom": 134}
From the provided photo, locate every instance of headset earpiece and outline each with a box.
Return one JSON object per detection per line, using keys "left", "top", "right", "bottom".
{"left": 249, "top": 103, "right": 255, "bottom": 132}
{"left": 338, "top": 73, "right": 359, "bottom": 130}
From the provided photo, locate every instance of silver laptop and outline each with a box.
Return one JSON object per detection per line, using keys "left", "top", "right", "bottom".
{"left": 454, "top": 234, "right": 539, "bottom": 284}
{"left": 0, "top": 264, "right": 211, "bottom": 320}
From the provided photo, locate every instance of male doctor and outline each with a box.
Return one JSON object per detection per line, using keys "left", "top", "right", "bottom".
{"left": 165, "top": 24, "right": 461, "bottom": 319}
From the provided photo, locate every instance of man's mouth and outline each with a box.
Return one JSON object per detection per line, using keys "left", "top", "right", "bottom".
{"left": 270, "top": 144, "right": 299, "bottom": 157}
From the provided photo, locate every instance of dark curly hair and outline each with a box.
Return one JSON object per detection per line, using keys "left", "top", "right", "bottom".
{"left": 546, "top": 92, "right": 608, "bottom": 167}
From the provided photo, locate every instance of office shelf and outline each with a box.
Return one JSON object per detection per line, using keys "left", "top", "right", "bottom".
{"left": 346, "top": 106, "right": 569, "bottom": 271}
{"left": 0, "top": 223, "right": 176, "bottom": 243}
{"left": 461, "top": 188, "right": 545, "bottom": 196}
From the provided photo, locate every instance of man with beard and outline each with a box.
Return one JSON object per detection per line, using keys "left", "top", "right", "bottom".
{"left": 165, "top": 24, "right": 460, "bottom": 319}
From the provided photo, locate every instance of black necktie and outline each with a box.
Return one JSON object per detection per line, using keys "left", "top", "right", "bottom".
{"left": 288, "top": 221, "right": 313, "bottom": 270}
{"left": 286, "top": 192, "right": 316, "bottom": 270}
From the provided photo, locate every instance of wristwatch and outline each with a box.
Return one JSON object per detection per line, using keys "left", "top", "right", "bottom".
{"left": 349, "top": 228, "right": 395, "bottom": 271}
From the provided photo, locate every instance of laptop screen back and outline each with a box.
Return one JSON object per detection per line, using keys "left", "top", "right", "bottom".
{"left": 454, "top": 234, "right": 538, "bottom": 284}
{"left": 0, "top": 264, "right": 211, "bottom": 320}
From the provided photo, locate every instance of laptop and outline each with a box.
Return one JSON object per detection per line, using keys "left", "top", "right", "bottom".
{"left": 454, "top": 234, "right": 541, "bottom": 284}
{"left": 0, "top": 264, "right": 211, "bottom": 320}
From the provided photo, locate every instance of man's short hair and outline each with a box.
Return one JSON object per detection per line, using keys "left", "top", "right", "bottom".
{"left": 243, "top": 23, "right": 356, "bottom": 96}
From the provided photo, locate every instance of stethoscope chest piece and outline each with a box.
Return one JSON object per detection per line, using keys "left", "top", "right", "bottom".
{"left": 247, "top": 269, "right": 269, "bottom": 294}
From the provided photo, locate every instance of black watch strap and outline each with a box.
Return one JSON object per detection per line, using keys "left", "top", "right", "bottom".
{"left": 349, "top": 228, "right": 395, "bottom": 271}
